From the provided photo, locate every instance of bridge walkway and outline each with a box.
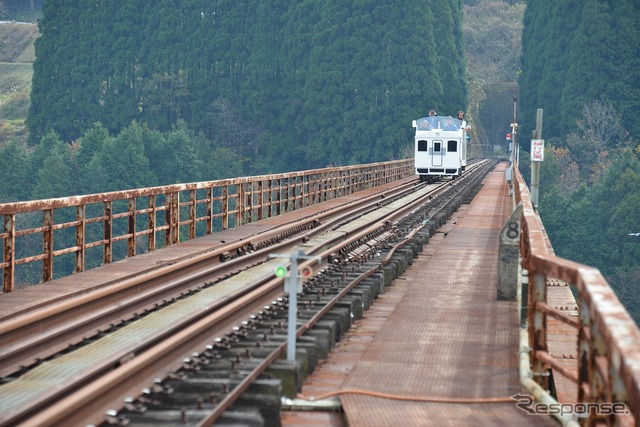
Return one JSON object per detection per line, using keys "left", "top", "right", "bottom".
{"left": 285, "top": 163, "right": 558, "bottom": 426}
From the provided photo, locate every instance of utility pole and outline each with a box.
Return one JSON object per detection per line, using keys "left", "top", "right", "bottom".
{"left": 530, "top": 109, "right": 544, "bottom": 209}
{"left": 510, "top": 97, "right": 518, "bottom": 176}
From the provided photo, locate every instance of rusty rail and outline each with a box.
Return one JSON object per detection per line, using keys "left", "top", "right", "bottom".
{"left": 0, "top": 160, "right": 414, "bottom": 292}
{"left": 514, "top": 168, "right": 640, "bottom": 426}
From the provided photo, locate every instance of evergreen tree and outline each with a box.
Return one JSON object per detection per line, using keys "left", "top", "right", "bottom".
{"left": 520, "top": 0, "right": 640, "bottom": 142}
{"left": 432, "top": 0, "right": 467, "bottom": 114}
{"left": 26, "top": 1, "right": 469, "bottom": 174}
{"left": 0, "top": 140, "right": 31, "bottom": 202}
{"left": 74, "top": 122, "right": 112, "bottom": 194}
{"left": 609, "top": 0, "right": 640, "bottom": 137}
{"left": 94, "top": 122, "right": 157, "bottom": 191}
{"left": 31, "top": 135, "right": 73, "bottom": 199}
{"left": 534, "top": 1, "right": 582, "bottom": 137}
{"left": 560, "top": 0, "right": 617, "bottom": 129}
{"left": 519, "top": 0, "right": 553, "bottom": 139}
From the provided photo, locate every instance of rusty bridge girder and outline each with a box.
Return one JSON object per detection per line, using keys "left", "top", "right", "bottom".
{"left": 0, "top": 160, "right": 414, "bottom": 293}
{"left": 515, "top": 167, "right": 640, "bottom": 426}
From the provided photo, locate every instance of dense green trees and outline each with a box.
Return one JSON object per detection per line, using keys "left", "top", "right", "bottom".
{"left": 461, "top": 1, "right": 524, "bottom": 156}
{"left": 0, "top": 121, "right": 247, "bottom": 203}
{"left": 520, "top": 0, "right": 640, "bottom": 322}
{"left": 538, "top": 150, "right": 640, "bottom": 323}
{"left": 26, "top": 1, "right": 467, "bottom": 173}
{"left": 520, "top": 0, "right": 640, "bottom": 140}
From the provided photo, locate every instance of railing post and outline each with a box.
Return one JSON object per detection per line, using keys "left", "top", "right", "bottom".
{"left": 275, "top": 179, "right": 281, "bottom": 216}
{"left": 128, "top": 198, "right": 136, "bottom": 257}
{"left": 577, "top": 292, "right": 591, "bottom": 406}
{"left": 172, "top": 191, "right": 180, "bottom": 244}
{"left": 237, "top": 183, "right": 245, "bottom": 226}
{"left": 285, "top": 178, "right": 292, "bottom": 212}
{"left": 575, "top": 295, "right": 623, "bottom": 425}
{"left": 302, "top": 174, "right": 311, "bottom": 207}
{"left": 266, "top": 180, "right": 273, "bottom": 219}
{"left": 76, "top": 205, "right": 85, "bottom": 272}
{"left": 257, "top": 180, "right": 264, "bottom": 220}
{"left": 165, "top": 191, "right": 179, "bottom": 245}
{"left": 206, "top": 188, "right": 213, "bottom": 234}
{"left": 104, "top": 201, "right": 113, "bottom": 264}
{"left": 2, "top": 213, "right": 15, "bottom": 293}
{"left": 246, "top": 182, "right": 253, "bottom": 223}
{"left": 222, "top": 186, "right": 229, "bottom": 230}
{"left": 529, "top": 270, "right": 548, "bottom": 390}
{"left": 189, "top": 189, "right": 196, "bottom": 240}
{"left": 588, "top": 313, "right": 609, "bottom": 425}
{"left": 148, "top": 195, "right": 156, "bottom": 251}
{"left": 42, "top": 209, "right": 53, "bottom": 282}
{"left": 297, "top": 176, "right": 302, "bottom": 209}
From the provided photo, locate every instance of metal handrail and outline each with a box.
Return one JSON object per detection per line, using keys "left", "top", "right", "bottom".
{"left": 1, "top": 159, "right": 414, "bottom": 292}
{"left": 515, "top": 167, "right": 640, "bottom": 425}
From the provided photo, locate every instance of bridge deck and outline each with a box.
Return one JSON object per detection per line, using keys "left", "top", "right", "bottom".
{"left": 0, "top": 177, "right": 415, "bottom": 320}
{"left": 287, "top": 164, "right": 558, "bottom": 426}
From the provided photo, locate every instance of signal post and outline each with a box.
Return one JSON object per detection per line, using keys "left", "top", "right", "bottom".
{"left": 270, "top": 250, "right": 318, "bottom": 362}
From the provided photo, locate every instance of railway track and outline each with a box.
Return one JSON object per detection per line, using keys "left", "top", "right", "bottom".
{"left": 0, "top": 160, "right": 494, "bottom": 427}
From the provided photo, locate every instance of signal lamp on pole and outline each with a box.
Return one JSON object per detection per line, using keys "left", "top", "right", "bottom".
{"left": 274, "top": 265, "right": 287, "bottom": 278}
{"left": 299, "top": 266, "right": 313, "bottom": 279}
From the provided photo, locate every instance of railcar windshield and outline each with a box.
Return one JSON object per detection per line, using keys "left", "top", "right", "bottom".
{"left": 415, "top": 115, "right": 462, "bottom": 131}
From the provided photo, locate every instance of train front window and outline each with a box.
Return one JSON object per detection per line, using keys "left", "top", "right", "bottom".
{"left": 448, "top": 140, "right": 457, "bottom": 152}
{"left": 433, "top": 141, "right": 441, "bottom": 152}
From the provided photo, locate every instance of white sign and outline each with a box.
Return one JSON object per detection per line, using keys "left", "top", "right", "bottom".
{"left": 531, "top": 139, "right": 544, "bottom": 161}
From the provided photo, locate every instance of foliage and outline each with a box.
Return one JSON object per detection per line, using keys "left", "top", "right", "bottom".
{"left": 462, "top": 1, "right": 524, "bottom": 152}
{"left": 541, "top": 152, "right": 640, "bottom": 274}
{"left": 520, "top": 2, "right": 640, "bottom": 321}
{"left": 0, "top": 120, "right": 250, "bottom": 203}
{"left": 520, "top": 0, "right": 640, "bottom": 140}
{"left": 26, "top": 1, "right": 468, "bottom": 172}
{"left": 0, "top": 138, "right": 30, "bottom": 202}
{"left": 31, "top": 132, "right": 73, "bottom": 199}
{"left": 537, "top": 103, "right": 640, "bottom": 321}
{"left": 0, "top": 88, "right": 30, "bottom": 120}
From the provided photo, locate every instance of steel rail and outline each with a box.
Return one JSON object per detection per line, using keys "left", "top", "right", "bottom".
{"left": 1, "top": 161, "right": 491, "bottom": 427}
{"left": 185, "top": 161, "right": 496, "bottom": 427}
{"left": 2, "top": 160, "right": 414, "bottom": 292}
{"left": 0, "top": 179, "right": 423, "bottom": 378}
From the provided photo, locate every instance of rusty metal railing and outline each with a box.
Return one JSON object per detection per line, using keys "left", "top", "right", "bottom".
{"left": 515, "top": 168, "right": 640, "bottom": 425}
{"left": 1, "top": 159, "right": 414, "bottom": 292}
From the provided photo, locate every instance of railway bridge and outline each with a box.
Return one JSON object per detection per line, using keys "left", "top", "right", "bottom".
{"left": 0, "top": 159, "right": 638, "bottom": 426}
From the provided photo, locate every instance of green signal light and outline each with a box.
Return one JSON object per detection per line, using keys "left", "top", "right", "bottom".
{"left": 275, "top": 265, "right": 287, "bottom": 277}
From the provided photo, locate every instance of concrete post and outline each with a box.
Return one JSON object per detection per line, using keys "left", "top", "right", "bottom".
{"left": 497, "top": 203, "right": 522, "bottom": 300}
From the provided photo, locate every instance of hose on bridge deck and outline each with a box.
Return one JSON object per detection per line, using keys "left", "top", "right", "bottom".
{"left": 297, "top": 389, "right": 515, "bottom": 403}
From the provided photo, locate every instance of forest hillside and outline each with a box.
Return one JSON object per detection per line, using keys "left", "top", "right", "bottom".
{"left": 519, "top": 0, "right": 640, "bottom": 323}
{"left": 26, "top": 1, "right": 467, "bottom": 174}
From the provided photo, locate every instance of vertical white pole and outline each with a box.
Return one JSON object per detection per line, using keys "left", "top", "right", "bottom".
{"left": 287, "top": 252, "right": 300, "bottom": 362}
{"left": 531, "top": 109, "right": 543, "bottom": 209}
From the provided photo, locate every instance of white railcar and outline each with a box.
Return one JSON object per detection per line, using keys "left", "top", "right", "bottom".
{"left": 412, "top": 115, "right": 468, "bottom": 183}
